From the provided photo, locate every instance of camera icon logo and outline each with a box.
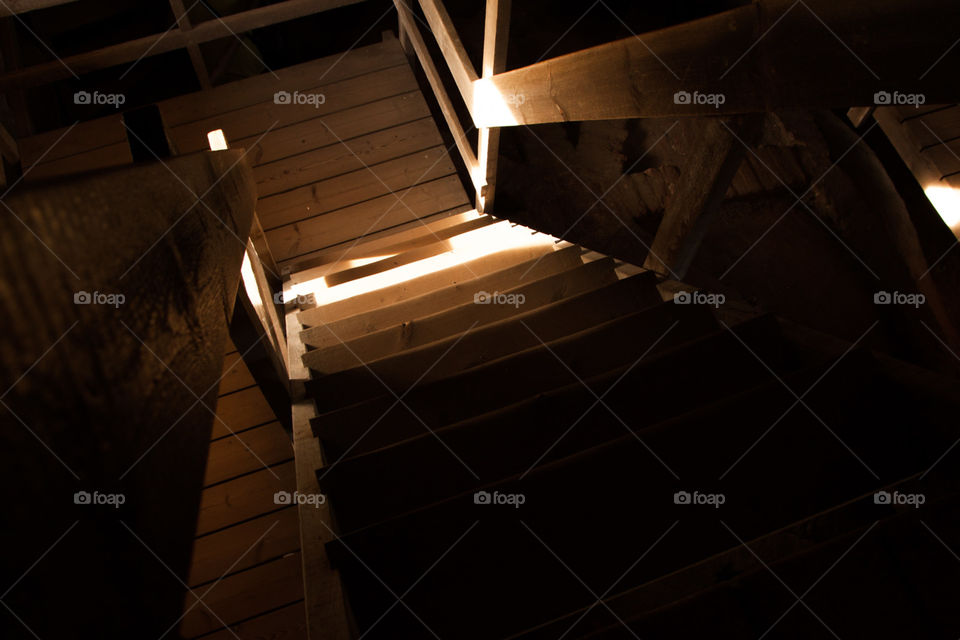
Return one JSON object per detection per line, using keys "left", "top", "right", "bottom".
{"left": 74, "top": 491, "right": 92, "bottom": 504}
{"left": 474, "top": 291, "right": 492, "bottom": 304}
{"left": 873, "top": 91, "right": 892, "bottom": 105}
{"left": 274, "top": 91, "right": 292, "bottom": 104}
{"left": 673, "top": 90, "right": 691, "bottom": 105}
{"left": 874, "top": 291, "right": 892, "bottom": 304}
{"left": 874, "top": 490, "right": 892, "bottom": 505}
{"left": 274, "top": 490, "right": 292, "bottom": 505}
{"left": 74, "top": 291, "right": 92, "bottom": 304}
{"left": 474, "top": 490, "right": 492, "bottom": 505}
{"left": 673, "top": 490, "right": 691, "bottom": 505}
{"left": 273, "top": 291, "right": 285, "bottom": 304}
{"left": 74, "top": 91, "right": 92, "bottom": 105}
{"left": 673, "top": 291, "right": 691, "bottom": 305}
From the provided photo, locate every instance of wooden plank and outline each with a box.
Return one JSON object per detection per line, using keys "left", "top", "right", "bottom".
{"left": 298, "top": 246, "right": 583, "bottom": 347}
{"left": 254, "top": 117, "right": 442, "bottom": 197}
{"left": 259, "top": 145, "right": 458, "bottom": 230}
{"left": 0, "top": 121, "right": 19, "bottom": 163}
{"left": 218, "top": 352, "right": 256, "bottom": 395}
{"left": 476, "top": 0, "right": 511, "bottom": 212}
{"left": 188, "top": 507, "right": 300, "bottom": 587}
{"left": 0, "top": 0, "right": 367, "bottom": 90}
{"left": 181, "top": 553, "right": 303, "bottom": 638}
{"left": 198, "top": 601, "right": 308, "bottom": 640}
{"left": 196, "top": 461, "right": 297, "bottom": 535}
{"left": 301, "top": 244, "right": 555, "bottom": 326}
{"left": 169, "top": 0, "right": 211, "bottom": 89}
{"left": 306, "top": 257, "right": 618, "bottom": 370}
{"left": 167, "top": 64, "right": 418, "bottom": 156}
{"left": 875, "top": 107, "right": 943, "bottom": 190}
{"left": 268, "top": 175, "right": 470, "bottom": 262}
{"left": 476, "top": 0, "right": 960, "bottom": 126}
{"left": 287, "top": 208, "right": 480, "bottom": 278}
{"left": 0, "top": 0, "right": 79, "bottom": 16}
{"left": 323, "top": 215, "right": 495, "bottom": 286}
{"left": 395, "top": 0, "right": 480, "bottom": 185}
{"left": 161, "top": 38, "right": 406, "bottom": 127}
{"left": 204, "top": 421, "right": 293, "bottom": 486}
{"left": 233, "top": 90, "right": 431, "bottom": 165}
{"left": 643, "top": 115, "right": 763, "bottom": 278}
{"left": 24, "top": 141, "right": 132, "bottom": 182}
{"left": 213, "top": 386, "right": 277, "bottom": 439}
{"left": 286, "top": 300, "right": 353, "bottom": 640}
{"left": 19, "top": 113, "right": 125, "bottom": 167}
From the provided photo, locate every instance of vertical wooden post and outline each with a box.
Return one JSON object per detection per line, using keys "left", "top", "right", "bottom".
{"left": 476, "top": 0, "right": 510, "bottom": 213}
{"left": 169, "top": 0, "right": 212, "bottom": 89}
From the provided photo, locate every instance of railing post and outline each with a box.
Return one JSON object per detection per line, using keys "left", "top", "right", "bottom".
{"left": 476, "top": 0, "right": 510, "bottom": 213}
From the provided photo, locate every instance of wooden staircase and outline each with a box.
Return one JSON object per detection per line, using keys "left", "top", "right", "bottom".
{"left": 284, "top": 213, "right": 960, "bottom": 639}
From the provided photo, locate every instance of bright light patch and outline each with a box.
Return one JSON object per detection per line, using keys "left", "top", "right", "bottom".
{"left": 207, "top": 129, "right": 229, "bottom": 151}
{"left": 924, "top": 185, "right": 960, "bottom": 231}
{"left": 288, "top": 220, "right": 557, "bottom": 306}
{"left": 472, "top": 78, "right": 521, "bottom": 128}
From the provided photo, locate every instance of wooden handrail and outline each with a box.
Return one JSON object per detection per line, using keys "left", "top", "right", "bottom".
{"left": 413, "top": 0, "right": 478, "bottom": 111}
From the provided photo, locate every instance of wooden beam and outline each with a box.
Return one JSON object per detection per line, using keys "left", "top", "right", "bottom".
{"left": 476, "top": 0, "right": 510, "bottom": 212}
{"left": 395, "top": 0, "right": 481, "bottom": 188}
{"left": 0, "top": 0, "right": 364, "bottom": 90}
{"left": 643, "top": 115, "right": 764, "bottom": 279}
{"left": 169, "top": 0, "right": 212, "bottom": 89}
{"left": 0, "top": 0, "right": 79, "bottom": 16}
{"left": 413, "top": 0, "right": 478, "bottom": 108}
{"left": 475, "top": 0, "right": 960, "bottom": 126}
{"left": 0, "top": 120, "right": 18, "bottom": 164}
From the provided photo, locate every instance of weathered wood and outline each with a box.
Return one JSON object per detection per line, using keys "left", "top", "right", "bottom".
{"left": 0, "top": 151, "right": 255, "bottom": 638}
{"left": 287, "top": 208, "right": 478, "bottom": 279}
{"left": 0, "top": 0, "right": 77, "bottom": 15}
{"left": 204, "top": 421, "right": 293, "bottom": 486}
{"left": 286, "top": 296, "right": 353, "bottom": 640}
{"left": 188, "top": 507, "right": 300, "bottom": 586}
{"left": 181, "top": 552, "right": 303, "bottom": 637}
{"left": 196, "top": 461, "right": 296, "bottom": 535}
{"left": 0, "top": 0, "right": 367, "bottom": 90}
{"left": 213, "top": 385, "right": 278, "bottom": 438}
{"left": 267, "top": 177, "right": 470, "bottom": 262}
{"left": 0, "top": 120, "right": 19, "bottom": 163}
{"left": 305, "top": 258, "right": 618, "bottom": 369}
{"left": 414, "top": 0, "right": 478, "bottom": 107}
{"left": 395, "top": 0, "right": 481, "bottom": 186}
{"left": 199, "top": 601, "right": 308, "bottom": 640}
{"left": 298, "top": 246, "right": 582, "bottom": 344}
{"left": 476, "top": 0, "right": 510, "bottom": 211}
{"left": 644, "top": 115, "right": 764, "bottom": 278}
{"left": 169, "top": 0, "right": 211, "bottom": 89}
{"left": 474, "top": 0, "right": 960, "bottom": 126}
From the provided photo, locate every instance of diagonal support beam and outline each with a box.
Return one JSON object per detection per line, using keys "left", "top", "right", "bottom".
{"left": 644, "top": 114, "right": 764, "bottom": 279}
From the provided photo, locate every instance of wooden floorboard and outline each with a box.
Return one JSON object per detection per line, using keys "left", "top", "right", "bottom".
{"left": 197, "top": 601, "right": 308, "bottom": 640}
{"left": 196, "top": 460, "right": 297, "bottom": 536}
{"left": 213, "top": 386, "right": 277, "bottom": 439}
{"left": 204, "top": 421, "right": 293, "bottom": 487}
{"left": 219, "top": 351, "right": 257, "bottom": 396}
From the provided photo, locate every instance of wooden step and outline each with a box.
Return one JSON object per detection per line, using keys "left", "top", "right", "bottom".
{"left": 310, "top": 298, "right": 717, "bottom": 450}
{"left": 296, "top": 243, "right": 558, "bottom": 325}
{"left": 507, "top": 470, "right": 960, "bottom": 639}
{"left": 305, "top": 257, "right": 619, "bottom": 375}
{"left": 297, "top": 245, "right": 582, "bottom": 341}
{"left": 577, "top": 490, "right": 960, "bottom": 639}
{"left": 322, "top": 214, "right": 496, "bottom": 286}
{"left": 323, "top": 352, "right": 960, "bottom": 639}
{"left": 303, "top": 271, "right": 665, "bottom": 409}
{"left": 317, "top": 315, "right": 805, "bottom": 532}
